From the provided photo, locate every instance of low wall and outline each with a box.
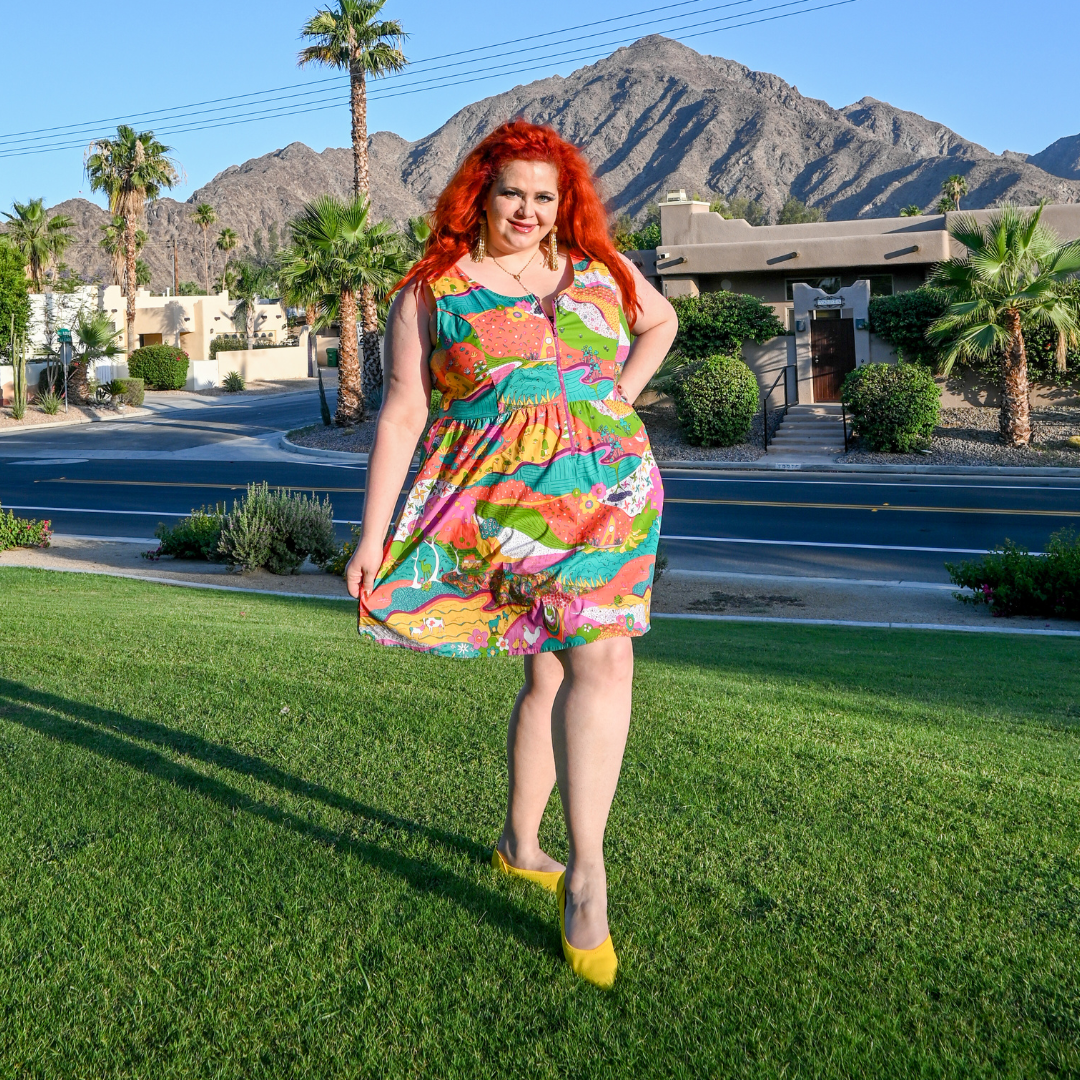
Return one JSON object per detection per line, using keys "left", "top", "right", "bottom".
{"left": 188, "top": 336, "right": 310, "bottom": 390}
{"left": 742, "top": 337, "right": 797, "bottom": 407}
{"left": 937, "top": 372, "right": 1080, "bottom": 409}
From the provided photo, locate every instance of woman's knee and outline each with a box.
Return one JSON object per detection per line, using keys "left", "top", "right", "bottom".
{"left": 522, "top": 651, "right": 565, "bottom": 702}
{"left": 566, "top": 637, "right": 634, "bottom": 689}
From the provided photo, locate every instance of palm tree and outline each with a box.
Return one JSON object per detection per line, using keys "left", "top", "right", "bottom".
{"left": 216, "top": 227, "right": 239, "bottom": 287}
{"left": 191, "top": 203, "right": 217, "bottom": 293}
{"left": 299, "top": 0, "right": 407, "bottom": 403}
{"left": 99, "top": 215, "right": 147, "bottom": 286}
{"left": 0, "top": 198, "right": 75, "bottom": 291}
{"left": 230, "top": 260, "right": 276, "bottom": 350}
{"left": 85, "top": 126, "right": 180, "bottom": 352}
{"left": 280, "top": 193, "right": 405, "bottom": 424}
{"left": 942, "top": 174, "right": 968, "bottom": 211}
{"left": 936, "top": 196, "right": 954, "bottom": 216}
{"left": 928, "top": 203, "right": 1080, "bottom": 447}
{"left": 900, "top": 205, "right": 922, "bottom": 217}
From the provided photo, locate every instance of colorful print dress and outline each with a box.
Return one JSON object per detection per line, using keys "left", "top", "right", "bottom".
{"left": 357, "top": 255, "right": 664, "bottom": 658}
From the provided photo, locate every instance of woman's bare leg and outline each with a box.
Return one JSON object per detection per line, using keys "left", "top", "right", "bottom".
{"left": 551, "top": 636, "right": 634, "bottom": 950}
{"left": 497, "top": 652, "right": 565, "bottom": 873}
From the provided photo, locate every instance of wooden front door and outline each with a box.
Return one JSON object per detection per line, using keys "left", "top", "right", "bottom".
{"left": 811, "top": 318, "right": 856, "bottom": 401}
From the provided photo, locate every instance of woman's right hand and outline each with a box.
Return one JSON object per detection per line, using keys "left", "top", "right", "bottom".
{"left": 346, "top": 536, "right": 386, "bottom": 600}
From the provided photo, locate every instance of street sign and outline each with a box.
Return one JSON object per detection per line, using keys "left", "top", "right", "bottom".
{"left": 58, "top": 327, "right": 72, "bottom": 343}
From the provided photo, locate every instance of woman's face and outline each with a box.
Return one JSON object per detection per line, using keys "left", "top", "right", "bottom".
{"left": 482, "top": 160, "right": 559, "bottom": 256}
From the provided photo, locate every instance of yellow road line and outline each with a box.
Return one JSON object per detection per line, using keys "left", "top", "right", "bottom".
{"left": 39, "top": 479, "right": 366, "bottom": 493}
{"left": 664, "top": 497, "right": 1080, "bottom": 517}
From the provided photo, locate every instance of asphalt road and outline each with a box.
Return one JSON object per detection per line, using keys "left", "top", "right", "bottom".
{"left": 2, "top": 389, "right": 1078, "bottom": 584}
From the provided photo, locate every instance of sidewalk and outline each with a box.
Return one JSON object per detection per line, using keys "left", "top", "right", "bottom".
{"left": 4, "top": 537, "right": 1078, "bottom": 636}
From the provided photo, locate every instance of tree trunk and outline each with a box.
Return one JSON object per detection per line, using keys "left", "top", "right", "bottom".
{"left": 1000, "top": 310, "right": 1032, "bottom": 448}
{"left": 245, "top": 300, "right": 256, "bottom": 351}
{"left": 306, "top": 304, "right": 318, "bottom": 377}
{"left": 203, "top": 227, "right": 210, "bottom": 294}
{"left": 360, "top": 285, "right": 381, "bottom": 405}
{"left": 335, "top": 287, "right": 363, "bottom": 426}
{"left": 124, "top": 213, "right": 138, "bottom": 355}
{"left": 1056, "top": 329, "right": 1068, "bottom": 375}
{"left": 350, "top": 60, "right": 368, "bottom": 196}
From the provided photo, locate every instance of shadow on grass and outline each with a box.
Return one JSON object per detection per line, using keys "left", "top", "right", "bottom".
{"left": 0, "top": 677, "right": 555, "bottom": 952}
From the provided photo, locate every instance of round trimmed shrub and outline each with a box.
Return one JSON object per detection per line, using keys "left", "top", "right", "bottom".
{"left": 671, "top": 353, "right": 759, "bottom": 447}
{"left": 841, "top": 361, "right": 940, "bottom": 452}
{"left": 128, "top": 344, "right": 189, "bottom": 390}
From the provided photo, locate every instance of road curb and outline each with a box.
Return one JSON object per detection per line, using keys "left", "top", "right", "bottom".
{"left": 279, "top": 433, "right": 370, "bottom": 463}
{"left": 0, "top": 406, "right": 153, "bottom": 438}
{"left": 655, "top": 458, "right": 1080, "bottom": 478}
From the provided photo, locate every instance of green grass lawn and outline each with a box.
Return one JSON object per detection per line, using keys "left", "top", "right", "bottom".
{"left": 1, "top": 567, "right": 1079, "bottom": 1079}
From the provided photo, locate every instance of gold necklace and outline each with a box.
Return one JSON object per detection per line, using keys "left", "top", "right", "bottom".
{"left": 490, "top": 247, "right": 540, "bottom": 289}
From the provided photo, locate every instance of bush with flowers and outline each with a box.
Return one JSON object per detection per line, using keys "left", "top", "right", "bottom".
{"left": 946, "top": 528, "right": 1080, "bottom": 619}
{"left": 0, "top": 503, "right": 51, "bottom": 550}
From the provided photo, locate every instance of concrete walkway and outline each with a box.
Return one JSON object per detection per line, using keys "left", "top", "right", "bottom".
{"left": 4, "top": 538, "right": 1077, "bottom": 637}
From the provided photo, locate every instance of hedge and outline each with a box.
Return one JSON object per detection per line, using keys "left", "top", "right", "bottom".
{"left": 672, "top": 354, "right": 759, "bottom": 447}
{"left": 841, "top": 361, "right": 940, "bottom": 452}
{"left": 127, "top": 344, "right": 189, "bottom": 390}
{"left": 670, "top": 291, "right": 786, "bottom": 359}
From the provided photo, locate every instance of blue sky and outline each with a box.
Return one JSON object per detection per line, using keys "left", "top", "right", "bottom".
{"left": 2, "top": 0, "right": 1076, "bottom": 211}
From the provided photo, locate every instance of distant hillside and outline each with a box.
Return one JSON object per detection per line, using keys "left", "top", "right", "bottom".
{"left": 50, "top": 35, "right": 1080, "bottom": 291}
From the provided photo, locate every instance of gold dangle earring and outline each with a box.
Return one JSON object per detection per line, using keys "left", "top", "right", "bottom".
{"left": 472, "top": 217, "right": 487, "bottom": 262}
{"left": 546, "top": 225, "right": 559, "bottom": 271}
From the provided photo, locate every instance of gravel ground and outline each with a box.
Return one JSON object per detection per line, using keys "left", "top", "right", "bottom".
{"left": 188, "top": 377, "right": 325, "bottom": 398}
{"left": 0, "top": 402, "right": 150, "bottom": 429}
{"left": 289, "top": 420, "right": 379, "bottom": 453}
{"left": 844, "top": 406, "right": 1080, "bottom": 467}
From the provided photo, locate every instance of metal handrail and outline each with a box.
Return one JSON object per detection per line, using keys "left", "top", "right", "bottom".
{"left": 762, "top": 367, "right": 791, "bottom": 451}
{"left": 842, "top": 402, "right": 849, "bottom": 452}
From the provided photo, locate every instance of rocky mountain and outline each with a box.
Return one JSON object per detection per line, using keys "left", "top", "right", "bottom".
{"left": 1028, "top": 134, "right": 1080, "bottom": 181}
{"left": 49, "top": 35, "right": 1080, "bottom": 290}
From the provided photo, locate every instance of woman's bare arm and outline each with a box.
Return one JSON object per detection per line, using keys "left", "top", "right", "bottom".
{"left": 615, "top": 256, "right": 679, "bottom": 404}
{"left": 345, "top": 286, "right": 433, "bottom": 599}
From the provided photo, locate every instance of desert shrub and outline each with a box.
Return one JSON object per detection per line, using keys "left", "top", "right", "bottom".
{"left": 868, "top": 289, "right": 949, "bottom": 366}
{"left": 324, "top": 524, "right": 361, "bottom": 577}
{"left": 128, "top": 344, "right": 189, "bottom": 390}
{"left": 947, "top": 529, "right": 1080, "bottom": 619}
{"left": 223, "top": 370, "right": 245, "bottom": 392}
{"left": 670, "top": 291, "right": 786, "bottom": 359}
{"left": 37, "top": 364, "right": 65, "bottom": 397}
{"left": 145, "top": 507, "right": 225, "bottom": 561}
{"left": 218, "top": 482, "right": 336, "bottom": 574}
{"left": 37, "top": 389, "right": 61, "bottom": 415}
{"left": 671, "top": 354, "right": 759, "bottom": 447}
{"left": 0, "top": 503, "right": 51, "bottom": 550}
{"left": 841, "top": 361, "right": 940, "bottom": 452}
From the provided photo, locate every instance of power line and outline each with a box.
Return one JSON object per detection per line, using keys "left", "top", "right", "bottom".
{"left": 0, "top": 0, "right": 857, "bottom": 161}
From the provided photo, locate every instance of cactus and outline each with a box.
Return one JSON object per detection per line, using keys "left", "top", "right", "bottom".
{"left": 9, "top": 314, "right": 27, "bottom": 420}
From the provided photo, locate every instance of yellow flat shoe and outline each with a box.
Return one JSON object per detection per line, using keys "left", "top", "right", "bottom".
{"left": 491, "top": 847, "right": 562, "bottom": 893}
{"left": 556, "top": 872, "right": 618, "bottom": 990}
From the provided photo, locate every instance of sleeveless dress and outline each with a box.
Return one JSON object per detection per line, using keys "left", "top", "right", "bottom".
{"left": 357, "top": 255, "right": 664, "bottom": 658}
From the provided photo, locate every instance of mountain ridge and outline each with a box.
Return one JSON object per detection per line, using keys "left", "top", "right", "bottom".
{"left": 48, "top": 35, "right": 1080, "bottom": 290}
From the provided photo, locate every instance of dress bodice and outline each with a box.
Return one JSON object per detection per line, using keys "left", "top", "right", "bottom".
{"left": 428, "top": 256, "right": 632, "bottom": 420}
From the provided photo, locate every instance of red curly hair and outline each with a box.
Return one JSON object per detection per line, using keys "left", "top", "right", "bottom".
{"left": 398, "top": 119, "right": 639, "bottom": 317}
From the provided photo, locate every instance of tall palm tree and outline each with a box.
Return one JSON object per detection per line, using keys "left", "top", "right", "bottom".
{"left": 928, "top": 203, "right": 1080, "bottom": 447}
{"left": 216, "top": 227, "right": 239, "bottom": 287}
{"left": 299, "top": 0, "right": 407, "bottom": 403}
{"left": 280, "top": 193, "right": 405, "bottom": 425}
{"left": 99, "top": 215, "right": 147, "bottom": 286}
{"left": 85, "top": 126, "right": 180, "bottom": 352}
{"left": 191, "top": 203, "right": 217, "bottom": 293}
{"left": 942, "top": 174, "right": 968, "bottom": 211}
{"left": 0, "top": 198, "right": 75, "bottom": 291}
{"left": 230, "top": 260, "right": 276, "bottom": 350}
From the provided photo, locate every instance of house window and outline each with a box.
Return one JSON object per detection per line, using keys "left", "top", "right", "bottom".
{"left": 786, "top": 274, "right": 893, "bottom": 300}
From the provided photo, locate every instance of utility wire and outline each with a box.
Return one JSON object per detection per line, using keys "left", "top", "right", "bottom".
{"left": 0, "top": 0, "right": 856, "bottom": 161}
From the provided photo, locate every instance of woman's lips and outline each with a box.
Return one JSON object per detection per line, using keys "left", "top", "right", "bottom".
{"left": 510, "top": 221, "right": 536, "bottom": 233}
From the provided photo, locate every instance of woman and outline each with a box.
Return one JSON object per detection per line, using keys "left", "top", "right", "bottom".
{"left": 346, "top": 120, "right": 677, "bottom": 989}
